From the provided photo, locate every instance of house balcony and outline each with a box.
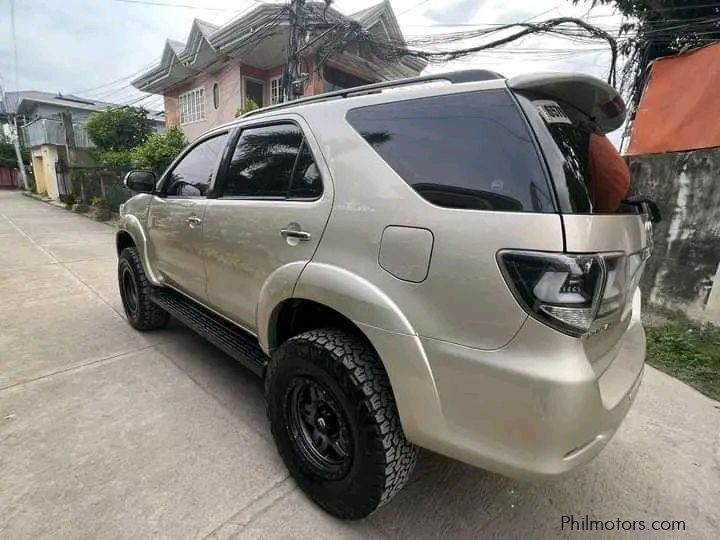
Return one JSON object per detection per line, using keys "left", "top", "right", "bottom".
{"left": 21, "top": 118, "right": 94, "bottom": 149}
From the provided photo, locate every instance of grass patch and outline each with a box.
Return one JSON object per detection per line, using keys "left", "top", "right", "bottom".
{"left": 646, "top": 323, "right": 720, "bottom": 401}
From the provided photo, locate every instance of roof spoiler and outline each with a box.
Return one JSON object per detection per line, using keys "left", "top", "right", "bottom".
{"left": 508, "top": 73, "right": 626, "bottom": 133}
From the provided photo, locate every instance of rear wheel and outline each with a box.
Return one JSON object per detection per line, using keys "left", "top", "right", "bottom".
{"left": 118, "top": 247, "right": 169, "bottom": 331}
{"left": 265, "top": 329, "right": 418, "bottom": 519}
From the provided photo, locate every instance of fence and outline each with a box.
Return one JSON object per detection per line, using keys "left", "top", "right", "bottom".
{"left": 60, "top": 165, "right": 133, "bottom": 211}
{"left": 0, "top": 167, "right": 19, "bottom": 188}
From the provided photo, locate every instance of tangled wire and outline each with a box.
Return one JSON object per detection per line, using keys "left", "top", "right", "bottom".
{"left": 313, "top": 16, "right": 619, "bottom": 86}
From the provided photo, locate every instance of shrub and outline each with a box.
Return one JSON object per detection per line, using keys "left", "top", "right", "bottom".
{"left": 236, "top": 98, "right": 260, "bottom": 117}
{"left": 132, "top": 127, "right": 187, "bottom": 175}
{"left": 0, "top": 141, "right": 29, "bottom": 168}
{"left": 86, "top": 106, "right": 153, "bottom": 151}
{"left": 90, "top": 148, "right": 136, "bottom": 167}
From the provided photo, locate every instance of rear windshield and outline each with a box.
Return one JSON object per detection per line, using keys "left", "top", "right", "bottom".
{"left": 346, "top": 89, "right": 555, "bottom": 213}
{"left": 514, "top": 92, "right": 636, "bottom": 214}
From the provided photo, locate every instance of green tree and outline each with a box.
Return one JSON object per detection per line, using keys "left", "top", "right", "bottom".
{"left": 132, "top": 127, "right": 187, "bottom": 175}
{"left": 573, "top": 1, "right": 720, "bottom": 107}
{"left": 85, "top": 106, "right": 153, "bottom": 151}
{"left": 0, "top": 140, "right": 30, "bottom": 169}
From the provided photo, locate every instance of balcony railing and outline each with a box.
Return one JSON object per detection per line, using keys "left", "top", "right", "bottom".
{"left": 21, "top": 118, "right": 94, "bottom": 148}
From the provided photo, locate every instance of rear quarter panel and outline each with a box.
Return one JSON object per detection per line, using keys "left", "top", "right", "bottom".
{"left": 297, "top": 97, "right": 564, "bottom": 349}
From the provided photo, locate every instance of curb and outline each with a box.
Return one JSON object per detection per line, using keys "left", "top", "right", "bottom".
{"left": 21, "top": 191, "right": 120, "bottom": 229}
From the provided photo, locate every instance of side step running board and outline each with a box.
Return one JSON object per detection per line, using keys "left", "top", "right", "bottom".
{"left": 151, "top": 289, "right": 268, "bottom": 377}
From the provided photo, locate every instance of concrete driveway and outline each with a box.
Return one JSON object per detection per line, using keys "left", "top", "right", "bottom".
{"left": 1, "top": 190, "right": 718, "bottom": 539}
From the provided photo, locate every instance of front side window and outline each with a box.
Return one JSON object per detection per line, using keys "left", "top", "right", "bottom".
{"left": 346, "top": 89, "right": 555, "bottom": 212}
{"left": 165, "top": 133, "right": 228, "bottom": 197}
{"left": 179, "top": 87, "right": 206, "bottom": 124}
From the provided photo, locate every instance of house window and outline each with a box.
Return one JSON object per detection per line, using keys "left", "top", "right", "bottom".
{"left": 323, "top": 66, "right": 371, "bottom": 92}
{"left": 212, "top": 82, "right": 220, "bottom": 110}
{"left": 179, "top": 87, "right": 206, "bottom": 125}
{"left": 270, "top": 76, "right": 284, "bottom": 105}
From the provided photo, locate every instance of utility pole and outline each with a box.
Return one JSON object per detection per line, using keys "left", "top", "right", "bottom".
{"left": 284, "top": 0, "right": 307, "bottom": 101}
{"left": 1, "top": 79, "right": 29, "bottom": 190}
{"left": 7, "top": 0, "right": 30, "bottom": 190}
{"left": 10, "top": 115, "right": 30, "bottom": 190}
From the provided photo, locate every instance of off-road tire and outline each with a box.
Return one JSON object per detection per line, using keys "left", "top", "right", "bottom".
{"left": 118, "top": 247, "right": 169, "bottom": 331}
{"left": 265, "top": 329, "right": 418, "bottom": 519}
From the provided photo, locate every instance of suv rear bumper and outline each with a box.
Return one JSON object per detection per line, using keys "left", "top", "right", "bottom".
{"left": 359, "top": 309, "right": 645, "bottom": 479}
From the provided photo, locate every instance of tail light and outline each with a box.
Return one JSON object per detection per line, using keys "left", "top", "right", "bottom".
{"left": 498, "top": 250, "right": 644, "bottom": 337}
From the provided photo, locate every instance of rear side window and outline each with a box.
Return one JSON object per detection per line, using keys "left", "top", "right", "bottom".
{"left": 346, "top": 89, "right": 554, "bottom": 212}
{"left": 289, "top": 142, "right": 322, "bottom": 199}
{"left": 224, "top": 124, "right": 303, "bottom": 197}
{"left": 515, "top": 92, "right": 635, "bottom": 214}
{"left": 222, "top": 123, "right": 322, "bottom": 199}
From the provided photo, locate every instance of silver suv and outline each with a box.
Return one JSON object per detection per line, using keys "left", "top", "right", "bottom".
{"left": 117, "top": 70, "right": 652, "bottom": 519}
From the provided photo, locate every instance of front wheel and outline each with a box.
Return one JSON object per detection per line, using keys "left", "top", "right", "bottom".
{"left": 265, "top": 329, "right": 418, "bottom": 519}
{"left": 118, "top": 247, "right": 169, "bottom": 331}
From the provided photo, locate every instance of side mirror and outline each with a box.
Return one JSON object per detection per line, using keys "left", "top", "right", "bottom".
{"left": 124, "top": 170, "right": 156, "bottom": 193}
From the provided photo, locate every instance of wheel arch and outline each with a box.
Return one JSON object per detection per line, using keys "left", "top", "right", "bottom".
{"left": 260, "top": 263, "right": 445, "bottom": 446}
{"left": 116, "top": 216, "right": 162, "bottom": 286}
{"left": 116, "top": 230, "right": 136, "bottom": 254}
{"left": 260, "top": 262, "right": 416, "bottom": 353}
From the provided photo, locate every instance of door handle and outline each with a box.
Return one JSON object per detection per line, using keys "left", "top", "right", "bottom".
{"left": 280, "top": 228, "right": 312, "bottom": 241}
{"left": 186, "top": 216, "right": 203, "bottom": 228}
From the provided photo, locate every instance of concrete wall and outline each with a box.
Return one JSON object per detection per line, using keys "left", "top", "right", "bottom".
{"left": 165, "top": 61, "right": 243, "bottom": 141}
{"left": 628, "top": 148, "right": 720, "bottom": 321}
{"left": 30, "top": 145, "right": 60, "bottom": 199}
{"left": 163, "top": 59, "right": 319, "bottom": 142}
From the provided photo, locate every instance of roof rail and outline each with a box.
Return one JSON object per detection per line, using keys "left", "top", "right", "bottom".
{"left": 242, "top": 69, "right": 504, "bottom": 118}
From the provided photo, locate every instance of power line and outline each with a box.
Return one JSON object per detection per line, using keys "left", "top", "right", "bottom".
{"left": 397, "top": 0, "right": 435, "bottom": 16}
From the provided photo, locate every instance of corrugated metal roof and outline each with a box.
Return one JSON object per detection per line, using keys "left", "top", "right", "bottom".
{"left": 627, "top": 42, "right": 720, "bottom": 155}
{"left": 1, "top": 90, "right": 163, "bottom": 121}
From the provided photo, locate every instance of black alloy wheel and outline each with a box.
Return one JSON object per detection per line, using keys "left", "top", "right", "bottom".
{"left": 117, "top": 247, "right": 169, "bottom": 331}
{"left": 285, "top": 376, "right": 352, "bottom": 480}
{"left": 121, "top": 267, "right": 139, "bottom": 317}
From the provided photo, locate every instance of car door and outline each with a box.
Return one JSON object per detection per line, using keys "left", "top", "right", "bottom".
{"left": 202, "top": 119, "right": 332, "bottom": 332}
{"left": 147, "top": 131, "right": 229, "bottom": 300}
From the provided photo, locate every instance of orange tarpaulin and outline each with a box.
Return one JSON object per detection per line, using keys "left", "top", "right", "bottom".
{"left": 627, "top": 42, "right": 720, "bottom": 156}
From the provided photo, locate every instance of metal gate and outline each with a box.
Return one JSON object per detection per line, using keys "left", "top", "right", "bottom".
{"left": 55, "top": 161, "right": 71, "bottom": 199}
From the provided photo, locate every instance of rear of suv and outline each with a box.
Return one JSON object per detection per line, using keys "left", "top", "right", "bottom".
{"left": 117, "top": 70, "right": 652, "bottom": 519}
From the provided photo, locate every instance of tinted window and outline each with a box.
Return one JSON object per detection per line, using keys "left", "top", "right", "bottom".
{"left": 224, "top": 124, "right": 303, "bottom": 197}
{"left": 346, "top": 90, "right": 554, "bottom": 212}
{"left": 289, "top": 142, "right": 322, "bottom": 199}
{"left": 166, "top": 133, "right": 227, "bottom": 197}
{"left": 516, "top": 92, "right": 635, "bottom": 214}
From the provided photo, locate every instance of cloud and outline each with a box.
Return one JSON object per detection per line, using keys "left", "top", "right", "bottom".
{"left": 0, "top": 0, "right": 622, "bottom": 117}
{"left": 425, "top": 0, "right": 484, "bottom": 24}
{"left": 0, "top": 0, "right": 246, "bottom": 106}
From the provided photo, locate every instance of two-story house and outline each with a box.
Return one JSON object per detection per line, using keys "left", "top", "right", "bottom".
{"left": 1, "top": 91, "right": 164, "bottom": 197}
{"left": 131, "top": 1, "right": 425, "bottom": 141}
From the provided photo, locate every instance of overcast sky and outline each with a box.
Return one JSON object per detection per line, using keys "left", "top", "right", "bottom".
{"left": 0, "top": 0, "right": 621, "bottom": 111}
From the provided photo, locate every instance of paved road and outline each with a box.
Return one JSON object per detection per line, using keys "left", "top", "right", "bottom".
{"left": 1, "top": 190, "right": 718, "bottom": 539}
